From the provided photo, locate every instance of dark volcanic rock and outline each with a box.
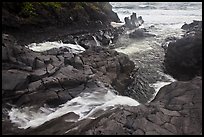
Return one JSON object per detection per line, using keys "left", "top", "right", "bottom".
{"left": 80, "top": 46, "right": 135, "bottom": 94}
{"left": 123, "top": 13, "right": 154, "bottom": 39}
{"left": 129, "top": 29, "right": 156, "bottom": 39}
{"left": 181, "top": 20, "right": 202, "bottom": 32}
{"left": 124, "top": 12, "right": 144, "bottom": 29}
{"left": 2, "top": 69, "right": 30, "bottom": 91}
{"left": 78, "top": 77, "right": 202, "bottom": 135}
{"left": 124, "top": 17, "right": 133, "bottom": 29}
{"left": 2, "top": 2, "right": 120, "bottom": 45}
{"left": 2, "top": 33, "right": 134, "bottom": 109}
{"left": 164, "top": 21, "right": 202, "bottom": 81}
{"left": 23, "top": 77, "right": 202, "bottom": 135}
{"left": 123, "top": 68, "right": 155, "bottom": 104}
{"left": 161, "top": 36, "right": 178, "bottom": 52}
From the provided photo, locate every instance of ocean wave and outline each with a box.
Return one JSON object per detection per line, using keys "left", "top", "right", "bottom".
{"left": 138, "top": 5, "right": 157, "bottom": 9}
{"left": 114, "top": 5, "right": 135, "bottom": 9}
{"left": 111, "top": 2, "right": 202, "bottom": 11}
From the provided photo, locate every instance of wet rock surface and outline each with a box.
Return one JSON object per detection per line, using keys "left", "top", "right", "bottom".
{"left": 181, "top": 20, "right": 202, "bottom": 32}
{"left": 20, "top": 77, "right": 202, "bottom": 135}
{"left": 74, "top": 77, "right": 202, "bottom": 135}
{"left": 2, "top": 34, "right": 134, "bottom": 109}
{"left": 164, "top": 21, "right": 202, "bottom": 81}
{"left": 129, "top": 28, "right": 156, "bottom": 39}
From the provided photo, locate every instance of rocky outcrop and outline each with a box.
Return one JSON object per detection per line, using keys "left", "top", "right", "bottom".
{"left": 2, "top": 2, "right": 120, "bottom": 45}
{"left": 2, "top": 2, "right": 120, "bottom": 29}
{"left": 123, "top": 13, "right": 155, "bottom": 39}
{"left": 181, "top": 20, "right": 202, "bottom": 32}
{"left": 80, "top": 46, "right": 134, "bottom": 94}
{"left": 82, "top": 76, "right": 202, "bottom": 135}
{"left": 124, "top": 12, "right": 144, "bottom": 29}
{"left": 2, "top": 33, "right": 134, "bottom": 109}
{"left": 19, "top": 77, "right": 202, "bottom": 135}
{"left": 63, "top": 26, "right": 124, "bottom": 49}
{"left": 164, "top": 21, "right": 202, "bottom": 81}
{"left": 123, "top": 67, "right": 155, "bottom": 104}
{"left": 129, "top": 28, "right": 156, "bottom": 39}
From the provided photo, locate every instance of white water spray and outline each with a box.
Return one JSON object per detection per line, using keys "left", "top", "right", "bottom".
{"left": 148, "top": 71, "right": 176, "bottom": 102}
{"left": 26, "top": 41, "right": 85, "bottom": 54}
{"left": 8, "top": 83, "right": 139, "bottom": 129}
{"left": 92, "top": 36, "right": 101, "bottom": 46}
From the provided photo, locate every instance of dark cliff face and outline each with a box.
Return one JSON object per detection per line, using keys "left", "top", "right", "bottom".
{"left": 2, "top": 2, "right": 120, "bottom": 45}
{"left": 2, "top": 2, "right": 120, "bottom": 30}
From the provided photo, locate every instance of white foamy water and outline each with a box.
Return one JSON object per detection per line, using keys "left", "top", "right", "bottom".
{"left": 92, "top": 36, "right": 101, "bottom": 46}
{"left": 112, "top": 2, "right": 200, "bottom": 103}
{"left": 111, "top": 2, "right": 202, "bottom": 56}
{"left": 111, "top": 2, "right": 202, "bottom": 43}
{"left": 115, "top": 37, "right": 154, "bottom": 54}
{"left": 8, "top": 83, "right": 139, "bottom": 129}
{"left": 26, "top": 41, "right": 85, "bottom": 54}
{"left": 111, "top": 21, "right": 125, "bottom": 28}
{"left": 148, "top": 71, "right": 176, "bottom": 102}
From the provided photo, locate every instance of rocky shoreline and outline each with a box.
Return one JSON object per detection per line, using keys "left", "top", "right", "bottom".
{"left": 2, "top": 2, "right": 202, "bottom": 135}
{"left": 164, "top": 20, "right": 202, "bottom": 81}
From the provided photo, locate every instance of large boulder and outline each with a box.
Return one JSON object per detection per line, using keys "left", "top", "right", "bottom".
{"left": 164, "top": 22, "right": 202, "bottom": 81}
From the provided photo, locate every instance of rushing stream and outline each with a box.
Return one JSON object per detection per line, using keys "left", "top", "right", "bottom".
{"left": 112, "top": 1, "right": 202, "bottom": 101}
{"left": 8, "top": 82, "right": 139, "bottom": 129}
{"left": 7, "top": 2, "right": 202, "bottom": 130}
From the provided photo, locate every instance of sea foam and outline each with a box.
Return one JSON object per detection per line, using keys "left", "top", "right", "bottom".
{"left": 26, "top": 41, "right": 85, "bottom": 54}
{"left": 8, "top": 83, "right": 139, "bottom": 129}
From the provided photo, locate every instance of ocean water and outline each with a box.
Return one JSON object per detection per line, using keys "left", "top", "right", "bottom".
{"left": 111, "top": 2, "right": 201, "bottom": 103}
{"left": 111, "top": 2, "right": 202, "bottom": 56}
{"left": 111, "top": 2, "right": 202, "bottom": 29}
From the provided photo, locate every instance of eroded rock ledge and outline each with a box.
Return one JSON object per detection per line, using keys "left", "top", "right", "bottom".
{"left": 21, "top": 77, "right": 202, "bottom": 135}
{"left": 83, "top": 76, "right": 202, "bottom": 135}
{"left": 2, "top": 34, "right": 134, "bottom": 108}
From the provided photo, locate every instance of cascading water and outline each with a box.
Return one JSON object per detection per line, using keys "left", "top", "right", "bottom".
{"left": 8, "top": 82, "right": 139, "bottom": 129}
{"left": 26, "top": 41, "right": 85, "bottom": 54}
{"left": 92, "top": 36, "right": 101, "bottom": 46}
